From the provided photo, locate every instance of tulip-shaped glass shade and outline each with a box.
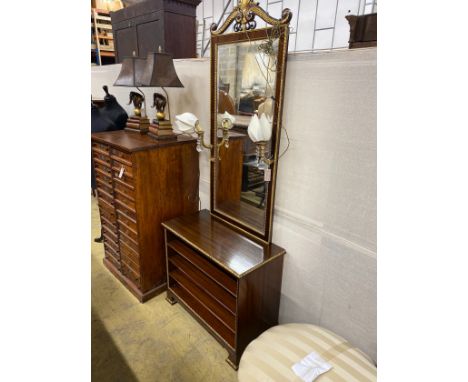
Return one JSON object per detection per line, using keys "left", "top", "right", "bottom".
{"left": 141, "top": 52, "right": 184, "bottom": 88}
{"left": 175, "top": 112, "right": 199, "bottom": 133}
{"left": 247, "top": 114, "right": 273, "bottom": 142}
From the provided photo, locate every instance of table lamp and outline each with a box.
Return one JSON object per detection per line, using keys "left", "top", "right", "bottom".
{"left": 114, "top": 51, "right": 150, "bottom": 133}
{"left": 141, "top": 47, "right": 184, "bottom": 140}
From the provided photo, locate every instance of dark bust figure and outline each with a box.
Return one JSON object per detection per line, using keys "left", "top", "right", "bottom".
{"left": 101, "top": 85, "right": 128, "bottom": 130}
{"left": 152, "top": 92, "right": 167, "bottom": 121}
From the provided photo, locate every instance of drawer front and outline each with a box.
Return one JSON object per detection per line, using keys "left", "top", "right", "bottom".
{"left": 106, "top": 251, "right": 121, "bottom": 270}
{"left": 110, "top": 148, "right": 132, "bottom": 165}
{"left": 119, "top": 222, "right": 138, "bottom": 243}
{"left": 121, "top": 241, "right": 139, "bottom": 264}
{"left": 92, "top": 142, "right": 110, "bottom": 156}
{"left": 121, "top": 250, "right": 140, "bottom": 273}
{"left": 117, "top": 209, "right": 137, "bottom": 232}
{"left": 97, "top": 188, "right": 114, "bottom": 207}
{"left": 116, "top": 203, "right": 137, "bottom": 222}
{"left": 92, "top": 152, "right": 112, "bottom": 168}
{"left": 122, "top": 262, "right": 140, "bottom": 287}
{"left": 114, "top": 180, "right": 135, "bottom": 202}
{"left": 112, "top": 161, "right": 134, "bottom": 180}
{"left": 112, "top": 165, "right": 134, "bottom": 186}
{"left": 115, "top": 191, "right": 136, "bottom": 212}
{"left": 96, "top": 177, "right": 113, "bottom": 194}
{"left": 120, "top": 233, "right": 139, "bottom": 253}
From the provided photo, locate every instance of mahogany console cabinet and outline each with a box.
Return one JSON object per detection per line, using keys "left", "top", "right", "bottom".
{"left": 92, "top": 130, "right": 199, "bottom": 302}
{"left": 162, "top": 210, "right": 286, "bottom": 368}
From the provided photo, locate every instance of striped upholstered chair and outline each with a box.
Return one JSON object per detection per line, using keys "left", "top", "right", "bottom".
{"left": 238, "top": 324, "right": 376, "bottom": 382}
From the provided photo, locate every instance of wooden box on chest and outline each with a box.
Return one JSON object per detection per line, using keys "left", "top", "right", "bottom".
{"left": 92, "top": 130, "right": 199, "bottom": 302}
{"left": 162, "top": 210, "right": 286, "bottom": 368}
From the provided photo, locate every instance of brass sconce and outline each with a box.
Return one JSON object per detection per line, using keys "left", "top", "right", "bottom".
{"left": 174, "top": 112, "right": 235, "bottom": 157}
{"left": 247, "top": 113, "right": 274, "bottom": 170}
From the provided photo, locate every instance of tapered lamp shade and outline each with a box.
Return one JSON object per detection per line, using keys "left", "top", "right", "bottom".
{"left": 141, "top": 52, "right": 184, "bottom": 88}
{"left": 248, "top": 114, "right": 273, "bottom": 142}
{"left": 114, "top": 56, "right": 147, "bottom": 87}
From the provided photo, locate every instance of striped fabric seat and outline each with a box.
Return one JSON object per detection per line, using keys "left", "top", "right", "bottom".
{"left": 238, "top": 324, "right": 376, "bottom": 382}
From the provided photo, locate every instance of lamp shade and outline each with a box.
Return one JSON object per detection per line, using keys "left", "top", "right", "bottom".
{"left": 141, "top": 52, "right": 184, "bottom": 88}
{"left": 175, "top": 112, "right": 199, "bottom": 132}
{"left": 114, "top": 56, "right": 147, "bottom": 87}
{"left": 247, "top": 114, "right": 272, "bottom": 142}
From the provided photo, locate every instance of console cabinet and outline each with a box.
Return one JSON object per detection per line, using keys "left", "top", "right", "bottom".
{"left": 162, "top": 210, "right": 286, "bottom": 368}
{"left": 92, "top": 130, "right": 199, "bottom": 302}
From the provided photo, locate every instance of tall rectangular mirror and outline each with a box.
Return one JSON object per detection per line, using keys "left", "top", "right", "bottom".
{"left": 210, "top": 2, "right": 292, "bottom": 243}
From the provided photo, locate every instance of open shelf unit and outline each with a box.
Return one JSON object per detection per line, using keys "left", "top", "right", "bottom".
{"left": 91, "top": 8, "right": 115, "bottom": 65}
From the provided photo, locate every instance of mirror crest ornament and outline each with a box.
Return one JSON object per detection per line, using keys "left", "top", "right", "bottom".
{"left": 210, "top": 0, "right": 293, "bottom": 35}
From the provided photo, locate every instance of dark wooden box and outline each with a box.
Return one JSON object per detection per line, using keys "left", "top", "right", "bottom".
{"left": 346, "top": 13, "right": 377, "bottom": 49}
{"left": 110, "top": 0, "right": 201, "bottom": 62}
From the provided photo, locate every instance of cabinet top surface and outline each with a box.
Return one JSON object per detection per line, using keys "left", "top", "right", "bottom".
{"left": 162, "top": 209, "right": 286, "bottom": 277}
{"left": 92, "top": 130, "right": 196, "bottom": 152}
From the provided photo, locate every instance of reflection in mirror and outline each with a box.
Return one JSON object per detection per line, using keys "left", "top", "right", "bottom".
{"left": 214, "top": 38, "right": 279, "bottom": 235}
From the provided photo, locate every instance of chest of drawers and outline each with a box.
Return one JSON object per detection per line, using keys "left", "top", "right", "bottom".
{"left": 162, "top": 210, "right": 286, "bottom": 368}
{"left": 92, "top": 130, "right": 199, "bottom": 302}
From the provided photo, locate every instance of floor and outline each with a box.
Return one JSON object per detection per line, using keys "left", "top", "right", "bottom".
{"left": 91, "top": 198, "right": 238, "bottom": 382}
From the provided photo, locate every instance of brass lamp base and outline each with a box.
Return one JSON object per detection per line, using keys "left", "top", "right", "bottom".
{"left": 125, "top": 116, "right": 150, "bottom": 134}
{"left": 148, "top": 119, "right": 178, "bottom": 140}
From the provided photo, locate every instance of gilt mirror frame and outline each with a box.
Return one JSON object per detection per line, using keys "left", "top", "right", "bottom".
{"left": 209, "top": 1, "right": 292, "bottom": 243}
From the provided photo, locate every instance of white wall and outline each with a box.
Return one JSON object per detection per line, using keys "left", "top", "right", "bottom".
{"left": 91, "top": 47, "right": 377, "bottom": 361}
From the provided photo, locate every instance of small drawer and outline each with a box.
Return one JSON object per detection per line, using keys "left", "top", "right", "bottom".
{"left": 119, "top": 223, "right": 138, "bottom": 243}
{"left": 122, "top": 263, "right": 140, "bottom": 287}
{"left": 102, "top": 236, "right": 120, "bottom": 255}
{"left": 101, "top": 218, "right": 118, "bottom": 235}
{"left": 112, "top": 165, "right": 134, "bottom": 185}
{"left": 121, "top": 253, "right": 140, "bottom": 273}
{"left": 110, "top": 149, "right": 132, "bottom": 165}
{"left": 92, "top": 142, "right": 110, "bottom": 156}
{"left": 92, "top": 153, "right": 111, "bottom": 168}
{"left": 97, "top": 188, "right": 113, "bottom": 205}
{"left": 104, "top": 242, "right": 120, "bottom": 261}
{"left": 106, "top": 253, "right": 121, "bottom": 270}
{"left": 116, "top": 203, "right": 137, "bottom": 222}
{"left": 100, "top": 205, "right": 116, "bottom": 223}
{"left": 121, "top": 241, "right": 139, "bottom": 264}
{"left": 97, "top": 196, "right": 114, "bottom": 214}
{"left": 115, "top": 192, "right": 136, "bottom": 212}
{"left": 95, "top": 166, "right": 112, "bottom": 181}
{"left": 120, "top": 234, "right": 138, "bottom": 253}
{"left": 117, "top": 209, "right": 137, "bottom": 232}
{"left": 114, "top": 181, "right": 135, "bottom": 202}
{"left": 102, "top": 225, "right": 118, "bottom": 241}
{"left": 96, "top": 177, "right": 113, "bottom": 194}
{"left": 112, "top": 161, "right": 133, "bottom": 178}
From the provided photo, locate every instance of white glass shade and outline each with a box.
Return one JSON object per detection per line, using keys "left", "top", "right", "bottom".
{"left": 247, "top": 114, "right": 272, "bottom": 142}
{"left": 175, "top": 112, "right": 199, "bottom": 133}
{"left": 222, "top": 111, "right": 235, "bottom": 125}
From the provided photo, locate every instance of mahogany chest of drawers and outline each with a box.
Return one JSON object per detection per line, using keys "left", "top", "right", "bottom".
{"left": 92, "top": 130, "right": 199, "bottom": 302}
{"left": 162, "top": 210, "right": 286, "bottom": 368}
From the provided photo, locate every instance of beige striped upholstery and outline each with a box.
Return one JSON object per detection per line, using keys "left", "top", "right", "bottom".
{"left": 238, "top": 324, "right": 376, "bottom": 382}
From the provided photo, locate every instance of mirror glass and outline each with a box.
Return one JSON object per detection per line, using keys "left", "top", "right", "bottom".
{"left": 213, "top": 37, "right": 279, "bottom": 235}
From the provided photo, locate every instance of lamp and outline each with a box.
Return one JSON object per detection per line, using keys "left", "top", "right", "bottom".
{"left": 141, "top": 47, "right": 184, "bottom": 140}
{"left": 174, "top": 112, "right": 235, "bottom": 158}
{"left": 114, "top": 51, "right": 149, "bottom": 133}
{"left": 247, "top": 114, "right": 274, "bottom": 170}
